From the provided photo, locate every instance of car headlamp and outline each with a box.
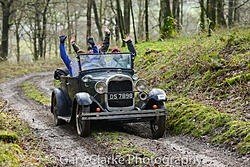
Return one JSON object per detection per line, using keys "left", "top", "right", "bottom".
{"left": 95, "top": 81, "right": 107, "bottom": 94}
{"left": 135, "top": 79, "right": 148, "bottom": 91}
{"left": 132, "top": 74, "right": 138, "bottom": 81}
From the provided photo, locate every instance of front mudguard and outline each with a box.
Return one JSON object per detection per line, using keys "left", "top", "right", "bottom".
{"left": 148, "top": 88, "right": 167, "bottom": 102}
{"left": 51, "top": 88, "right": 71, "bottom": 116}
{"left": 74, "top": 92, "right": 93, "bottom": 106}
{"left": 136, "top": 88, "right": 167, "bottom": 110}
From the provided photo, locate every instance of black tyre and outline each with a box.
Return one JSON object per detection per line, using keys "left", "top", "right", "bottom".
{"left": 150, "top": 102, "right": 166, "bottom": 139}
{"left": 76, "top": 104, "right": 90, "bottom": 137}
{"left": 52, "top": 95, "right": 64, "bottom": 126}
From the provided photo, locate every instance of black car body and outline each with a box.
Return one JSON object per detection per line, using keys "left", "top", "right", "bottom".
{"left": 52, "top": 53, "right": 167, "bottom": 138}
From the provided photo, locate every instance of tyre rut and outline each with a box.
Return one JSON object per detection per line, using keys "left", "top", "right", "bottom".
{"left": 0, "top": 71, "right": 248, "bottom": 167}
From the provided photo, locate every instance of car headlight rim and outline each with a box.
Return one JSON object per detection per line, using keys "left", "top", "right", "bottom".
{"left": 135, "top": 79, "right": 148, "bottom": 92}
{"left": 95, "top": 81, "right": 107, "bottom": 94}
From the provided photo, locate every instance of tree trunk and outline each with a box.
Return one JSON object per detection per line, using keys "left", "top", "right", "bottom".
{"left": 138, "top": 0, "right": 144, "bottom": 41}
{"left": 115, "top": 17, "right": 120, "bottom": 43}
{"left": 181, "top": 0, "right": 183, "bottom": 26}
{"left": 92, "top": 0, "right": 103, "bottom": 41}
{"left": 0, "top": 0, "right": 14, "bottom": 61}
{"left": 130, "top": 0, "right": 137, "bottom": 44}
{"left": 172, "top": 0, "right": 177, "bottom": 19}
{"left": 86, "top": 0, "right": 92, "bottom": 42}
{"left": 217, "top": 0, "right": 226, "bottom": 27}
{"left": 159, "top": 0, "right": 175, "bottom": 39}
{"left": 210, "top": 0, "right": 217, "bottom": 30}
{"left": 159, "top": 0, "right": 171, "bottom": 30}
{"left": 34, "top": 0, "right": 40, "bottom": 60}
{"left": 99, "top": 0, "right": 103, "bottom": 27}
{"left": 33, "top": 19, "right": 38, "bottom": 61}
{"left": 176, "top": 0, "right": 180, "bottom": 31}
{"left": 66, "top": 0, "right": 71, "bottom": 53}
{"left": 228, "top": 0, "right": 234, "bottom": 27}
{"left": 116, "top": 0, "right": 125, "bottom": 47}
{"left": 199, "top": 0, "right": 206, "bottom": 31}
{"left": 145, "top": 0, "right": 149, "bottom": 41}
{"left": 15, "top": 26, "right": 20, "bottom": 63}
{"left": 123, "top": 0, "right": 130, "bottom": 34}
{"left": 42, "top": 0, "right": 50, "bottom": 59}
{"left": 234, "top": 0, "right": 239, "bottom": 23}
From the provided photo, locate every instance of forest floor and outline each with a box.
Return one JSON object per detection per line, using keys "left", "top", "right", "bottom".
{"left": 0, "top": 26, "right": 249, "bottom": 166}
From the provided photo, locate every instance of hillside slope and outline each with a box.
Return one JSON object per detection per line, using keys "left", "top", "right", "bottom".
{"left": 131, "top": 26, "right": 249, "bottom": 155}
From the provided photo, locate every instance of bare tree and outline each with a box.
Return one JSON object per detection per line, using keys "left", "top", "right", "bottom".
{"left": 228, "top": 0, "right": 234, "bottom": 27}
{"left": 0, "top": 0, "right": 14, "bottom": 61}
{"left": 124, "top": 0, "right": 130, "bottom": 34}
{"left": 92, "top": 0, "right": 103, "bottom": 41}
{"left": 130, "top": 0, "right": 137, "bottom": 43}
{"left": 217, "top": 0, "right": 226, "bottom": 27}
{"left": 13, "top": 0, "right": 24, "bottom": 63}
{"left": 86, "top": 0, "right": 92, "bottom": 41}
{"left": 145, "top": 0, "right": 149, "bottom": 41}
{"left": 199, "top": 0, "right": 206, "bottom": 31}
{"left": 116, "top": 0, "right": 125, "bottom": 46}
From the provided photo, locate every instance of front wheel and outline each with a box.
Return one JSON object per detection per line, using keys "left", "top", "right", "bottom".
{"left": 76, "top": 104, "right": 90, "bottom": 137}
{"left": 150, "top": 103, "right": 166, "bottom": 139}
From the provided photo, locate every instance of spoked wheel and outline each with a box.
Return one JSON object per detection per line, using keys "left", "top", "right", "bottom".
{"left": 76, "top": 104, "right": 90, "bottom": 137}
{"left": 150, "top": 102, "right": 166, "bottom": 139}
{"left": 52, "top": 95, "right": 64, "bottom": 126}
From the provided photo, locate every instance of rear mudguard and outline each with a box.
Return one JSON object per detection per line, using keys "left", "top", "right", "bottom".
{"left": 74, "top": 92, "right": 93, "bottom": 106}
{"left": 51, "top": 88, "right": 71, "bottom": 116}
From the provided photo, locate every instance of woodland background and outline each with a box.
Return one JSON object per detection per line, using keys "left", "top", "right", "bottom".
{"left": 0, "top": 0, "right": 249, "bottom": 62}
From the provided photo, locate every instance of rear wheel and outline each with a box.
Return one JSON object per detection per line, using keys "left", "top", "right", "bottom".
{"left": 76, "top": 104, "right": 90, "bottom": 137}
{"left": 150, "top": 102, "right": 166, "bottom": 139}
{"left": 52, "top": 95, "right": 64, "bottom": 126}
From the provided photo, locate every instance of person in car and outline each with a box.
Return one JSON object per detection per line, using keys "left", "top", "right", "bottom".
{"left": 71, "top": 26, "right": 110, "bottom": 54}
{"left": 59, "top": 35, "right": 103, "bottom": 76}
{"left": 59, "top": 35, "right": 85, "bottom": 77}
{"left": 110, "top": 34, "right": 136, "bottom": 68}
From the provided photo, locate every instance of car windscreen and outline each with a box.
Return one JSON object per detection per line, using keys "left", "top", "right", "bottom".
{"left": 78, "top": 53, "right": 132, "bottom": 71}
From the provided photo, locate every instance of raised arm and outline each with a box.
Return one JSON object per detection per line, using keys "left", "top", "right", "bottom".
{"left": 124, "top": 35, "right": 136, "bottom": 56}
{"left": 59, "top": 35, "right": 73, "bottom": 76}
{"left": 70, "top": 34, "right": 80, "bottom": 53}
{"left": 88, "top": 37, "right": 99, "bottom": 53}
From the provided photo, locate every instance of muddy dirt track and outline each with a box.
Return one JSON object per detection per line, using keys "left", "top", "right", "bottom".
{"left": 0, "top": 71, "right": 248, "bottom": 167}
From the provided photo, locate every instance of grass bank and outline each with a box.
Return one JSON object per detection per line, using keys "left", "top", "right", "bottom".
{"left": 124, "top": 26, "right": 249, "bottom": 155}
{"left": 0, "top": 58, "right": 64, "bottom": 83}
{"left": 0, "top": 99, "right": 54, "bottom": 166}
{"left": 21, "top": 81, "right": 51, "bottom": 105}
{"left": 166, "top": 97, "right": 249, "bottom": 155}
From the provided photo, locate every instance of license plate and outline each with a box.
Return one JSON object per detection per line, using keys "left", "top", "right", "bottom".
{"left": 108, "top": 93, "right": 133, "bottom": 100}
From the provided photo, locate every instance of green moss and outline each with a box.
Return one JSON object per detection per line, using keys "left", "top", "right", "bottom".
{"left": 0, "top": 130, "right": 18, "bottom": 143}
{"left": 0, "top": 142, "right": 24, "bottom": 166}
{"left": 166, "top": 98, "right": 249, "bottom": 155}
{"left": 225, "top": 73, "right": 250, "bottom": 86}
{"left": 21, "top": 81, "right": 50, "bottom": 105}
{"left": 159, "top": 16, "right": 177, "bottom": 39}
{"left": 202, "top": 70, "right": 211, "bottom": 80}
{"left": 0, "top": 99, "right": 53, "bottom": 166}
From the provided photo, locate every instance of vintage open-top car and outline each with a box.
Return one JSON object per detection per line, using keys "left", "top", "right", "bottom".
{"left": 51, "top": 53, "right": 167, "bottom": 138}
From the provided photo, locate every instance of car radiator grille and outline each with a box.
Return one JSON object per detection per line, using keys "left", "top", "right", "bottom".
{"left": 108, "top": 80, "right": 133, "bottom": 107}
